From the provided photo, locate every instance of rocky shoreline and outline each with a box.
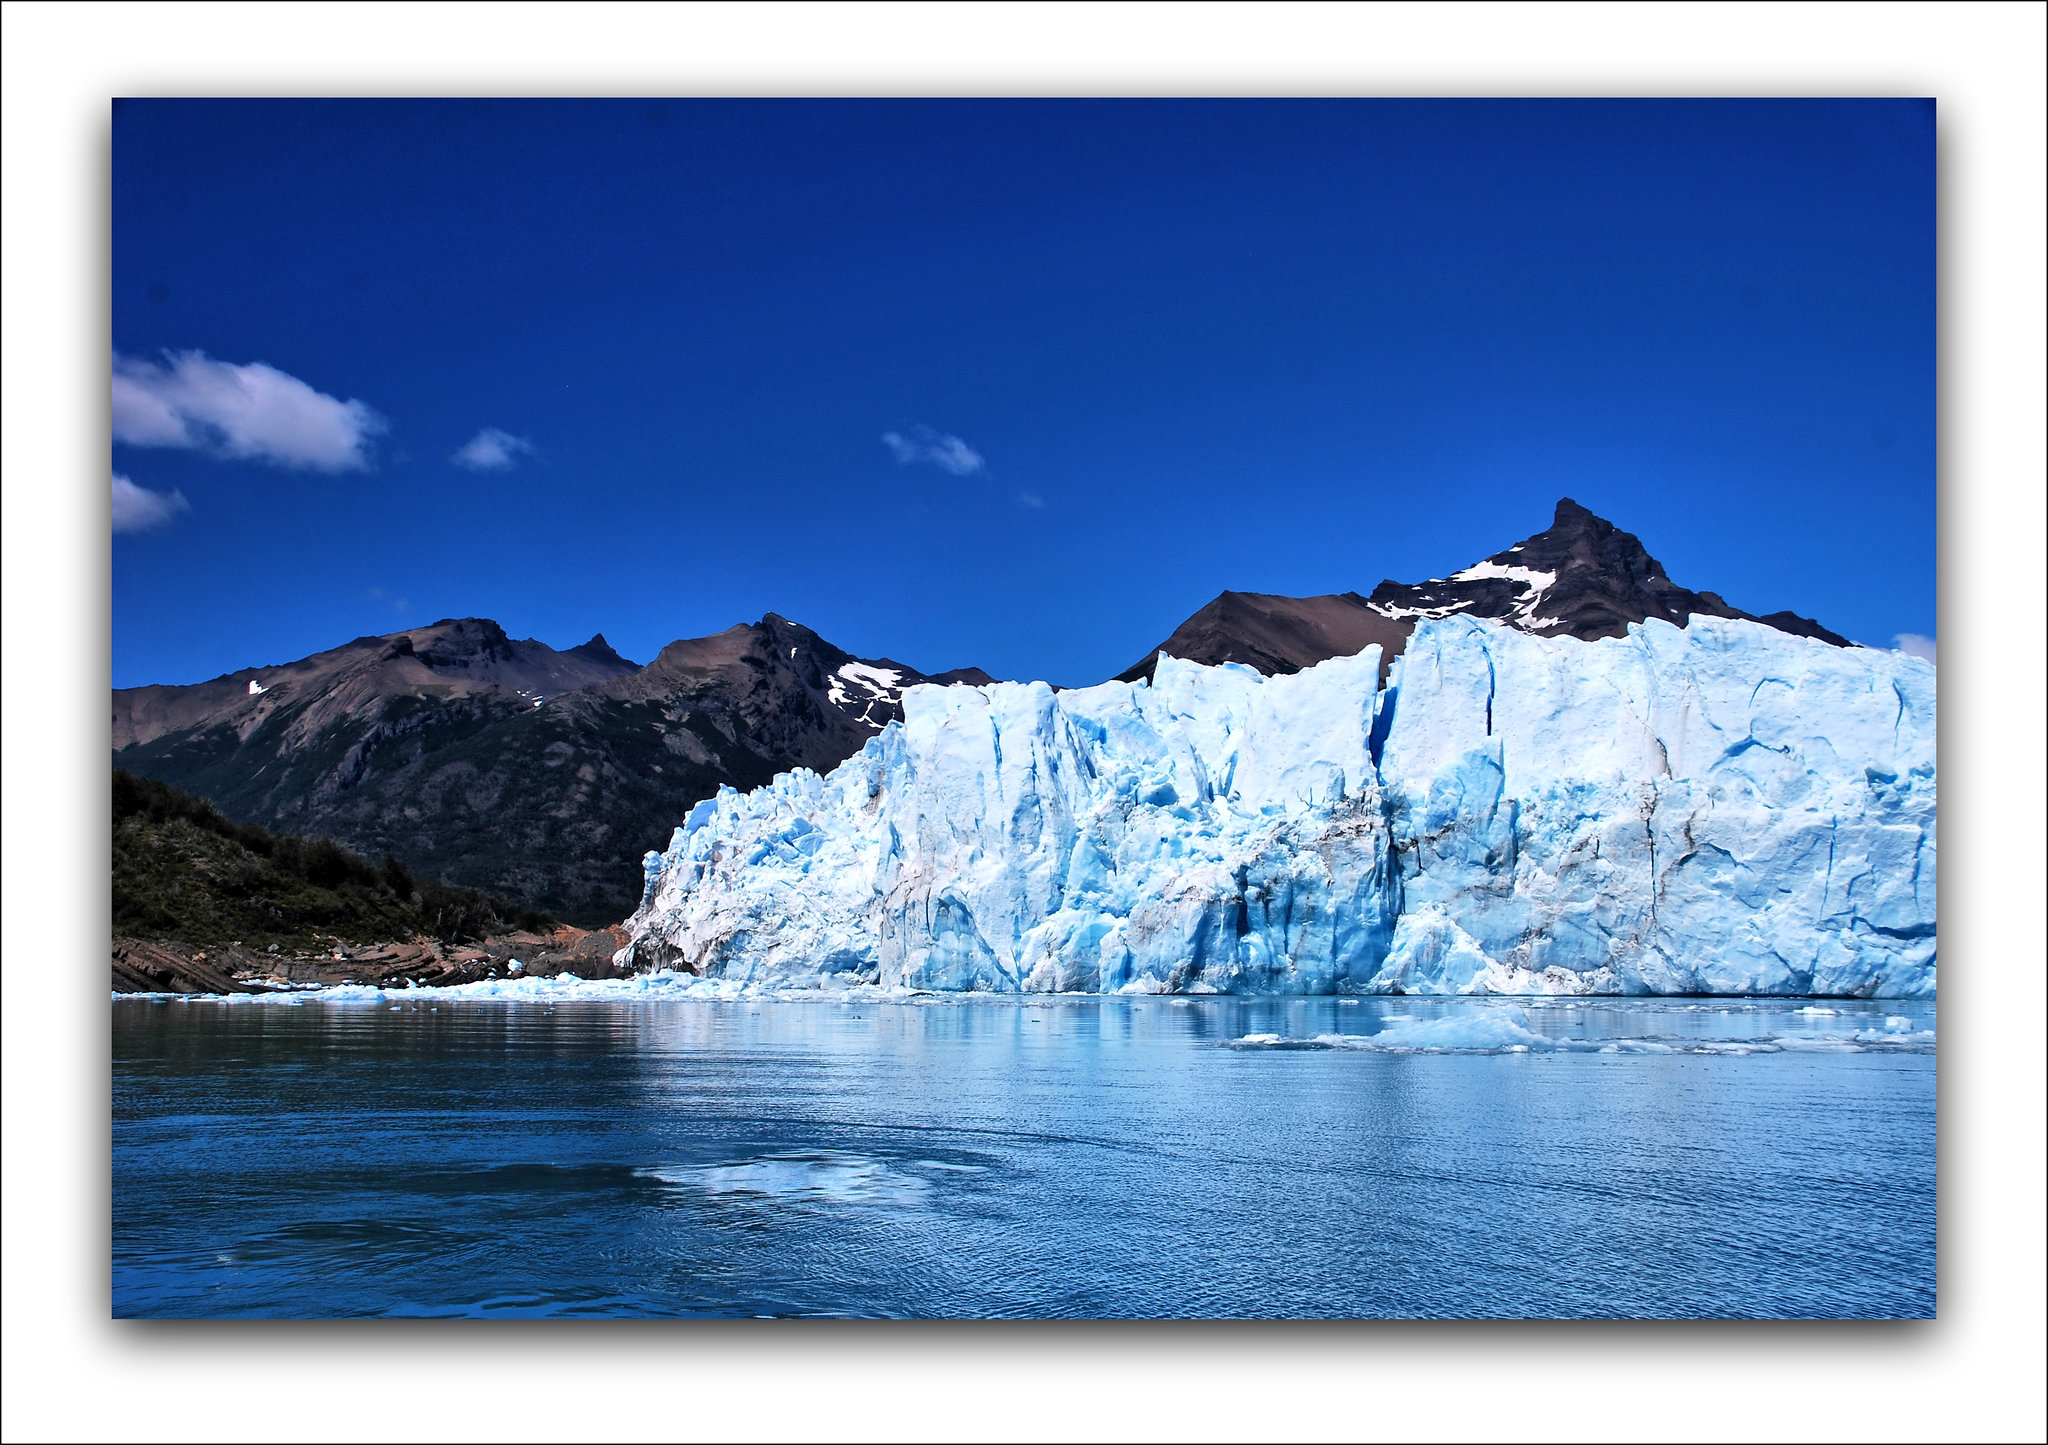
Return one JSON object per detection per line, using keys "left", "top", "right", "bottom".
{"left": 112, "top": 924, "right": 634, "bottom": 995}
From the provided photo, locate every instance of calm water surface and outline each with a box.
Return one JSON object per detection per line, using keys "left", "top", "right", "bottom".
{"left": 112, "top": 993, "right": 1935, "bottom": 1318}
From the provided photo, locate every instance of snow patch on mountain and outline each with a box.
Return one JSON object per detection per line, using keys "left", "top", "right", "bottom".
{"left": 1367, "top": 599, "right": 1471, "bottom": 621}
{"left": 827, "top": 661, "right": 908, "bottom": 730}
{"left": 1443, "top": 560, "right": 1562, "bottom": 627}
{"left": 1447, "top": 560, "right": 1556, "bottom": 590}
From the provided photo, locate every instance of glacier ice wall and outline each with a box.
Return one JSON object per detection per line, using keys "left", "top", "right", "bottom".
{"left": 620, "top": 616, "right": 1936, "bottom": 997}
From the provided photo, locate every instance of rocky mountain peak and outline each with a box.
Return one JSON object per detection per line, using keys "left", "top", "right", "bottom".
{"left": 1512, "top": 497, "right": 1670, "bottom": 584}
{"left": 1123, "top": 498, "right": 1851, "bottom": 683}
{"left": 756, "top": 611, "right": 842, "bottom": 661}
{"left": 409, "top": 617, "right": 517, "bottom": 671}
{"left": 1367, "top": 498, "right": 1850, "bottom": 646}
{"left": 569, "top": 633, "right": 632, "bottom": 667}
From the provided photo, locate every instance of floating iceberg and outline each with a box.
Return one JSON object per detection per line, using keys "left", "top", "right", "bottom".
{"left": 619, "top": 616, "right": 1935, "bottom": 997}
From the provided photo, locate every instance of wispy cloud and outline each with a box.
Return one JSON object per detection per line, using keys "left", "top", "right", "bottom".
{"left": 1893, "top": 633, "right": 1936, "bottom": 664}
{"left": 882, "top": 424, "right": 985, "bottom": 476}
{"left": 112, "top": 351, "right": 385, "bottom": 471}
{"left": 1013, "top": 490, "right": 1047, "bottom": 510}
{"left": 111, "top": 473, "right": 189, "bottom": 533}
{"left": 452, "top": 427, "right": 536, "bottom": 471}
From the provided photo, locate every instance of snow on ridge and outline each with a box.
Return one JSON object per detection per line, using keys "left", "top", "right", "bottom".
{"left": 1369, "top": 598, "right": 1474, "bottom": 620}
{"left": 1374, "top": 561, "right": 1557, "bottom": 626}
{"left": 623, "top": 615, "right": 1937, "bottom": 999}
{"left": 827, "top": 661, "right": 908, "bottom": 730}
{"left": 834, "top": 661, "right": 904, "bottom": 695}
{"left": 1446, "top": 560, "right": 1557, "bottom": 625}
{"left": 1446, "top": 560, "right": 1557, "bottom": 591}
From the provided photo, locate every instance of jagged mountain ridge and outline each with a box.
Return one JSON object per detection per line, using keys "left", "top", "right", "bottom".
{"left": 1366, "top": 498, "right": 1850, "bottom": 645}
{"left": 1119, "top": 498, "right": 1849, "bottom": 681}
{"left": 112, "top": 617, "right": 638, "bottom": 754}
{"left": 112, "top": 613, "right": 988, "bottom": 925}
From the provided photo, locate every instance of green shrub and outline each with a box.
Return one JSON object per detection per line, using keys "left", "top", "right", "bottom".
{"left": 112, "top": 769, "right": 552, "bottom": 947}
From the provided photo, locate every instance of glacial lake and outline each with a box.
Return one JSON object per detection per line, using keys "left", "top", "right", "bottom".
{"left": 112, "top": 991, "right": 1935, "bottom": 1318}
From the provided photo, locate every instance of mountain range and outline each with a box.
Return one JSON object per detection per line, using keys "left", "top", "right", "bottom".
{"left": 113, "top": 499, "right": 1850, "bottom": 925}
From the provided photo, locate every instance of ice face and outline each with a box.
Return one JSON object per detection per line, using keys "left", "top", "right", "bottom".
{"left": 619, "top": 616, "right": 1935, "bottom": 997}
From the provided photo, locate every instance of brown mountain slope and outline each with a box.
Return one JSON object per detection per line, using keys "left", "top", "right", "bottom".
{"left": 112, "top": 618, "right": 636, "bottom": 753}
{"left": 1115, "top": 591, "right": 1412, "bottom": 684}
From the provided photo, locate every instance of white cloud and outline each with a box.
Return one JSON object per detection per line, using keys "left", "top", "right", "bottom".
{"left": 111, "top": 473, "right": 189, "bottom": 533}
{"left": 112, "top": 350, "right": 384, "bottom": 471}
{"left": 1014, "top": 490, "right": 1047, "bottom": 510}
{"left": 882, "top": 424, "right": 985, "bottom": 476}
{"left": 451, "top": 427, "right": 535, "bottom": 471}
{"left": 1894, "top": 633, "right": 1937, "bottom": 664}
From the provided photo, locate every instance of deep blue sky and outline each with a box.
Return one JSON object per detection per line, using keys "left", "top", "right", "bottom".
{"left": 112, "top": 99, "right": 1934, "bottom": 689}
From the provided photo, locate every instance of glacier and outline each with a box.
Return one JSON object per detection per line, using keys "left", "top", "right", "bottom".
{"left": 618, "top": 615, "right": 1936, "bottom": 998}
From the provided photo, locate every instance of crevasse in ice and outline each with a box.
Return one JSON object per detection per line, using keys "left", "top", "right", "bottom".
{"left": 619, "top": 615, "right": 1936, "bottom": 997}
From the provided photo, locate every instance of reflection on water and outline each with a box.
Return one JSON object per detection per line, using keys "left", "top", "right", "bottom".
{"left": 113, "top": 994, "right": 1935, "bottom": 1319}
{"left": 653, "top": 1152, "right": 938, "bottom": 1208}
